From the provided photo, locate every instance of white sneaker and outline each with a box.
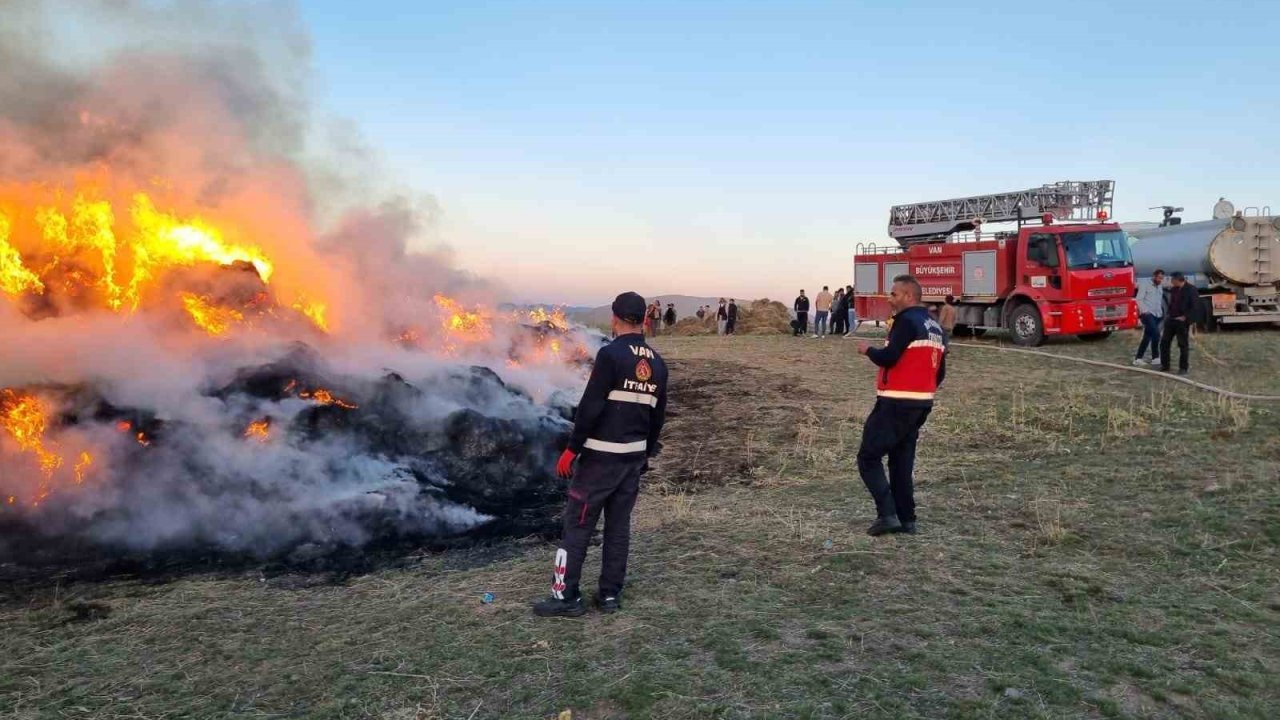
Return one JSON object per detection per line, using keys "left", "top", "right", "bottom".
{"left": 811, "top": 334, "right": 819, "bottom": 338}
{"left": 1133, "top": 358, "right": 1147, "bottom": 366}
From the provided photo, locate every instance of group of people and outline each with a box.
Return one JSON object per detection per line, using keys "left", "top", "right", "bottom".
{"left": 697, "top": 299, "right": 738, "bottom": 335}
{"left": 1133, "top": 269, "right": 1197, "bottom": 375}
{"left": 643, "top": 301, "right": 677, "bottom": 337}
{"left": 533, "top": 277, "right": 946, "bottom": 617}
{"left": 793, "top": 286, "right": 858, "bottom": 337}
{"left": 644, "top": 298, "right": 743, "bottom": 337}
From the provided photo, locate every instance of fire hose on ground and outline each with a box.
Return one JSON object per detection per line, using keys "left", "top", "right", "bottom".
{"left": 949, "top": 342, "right": 1280, "bottom": 402}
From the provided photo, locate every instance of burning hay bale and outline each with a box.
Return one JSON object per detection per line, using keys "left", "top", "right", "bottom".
{"left": 0, "top": 1, "right": 613, "bottom": 571}
{"left": 0, "top": 345, "right": 576, "bottom": 566}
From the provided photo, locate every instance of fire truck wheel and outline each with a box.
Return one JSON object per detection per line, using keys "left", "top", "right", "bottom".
{"left": 1008, "top": 304, "right": 1045, "bottom": 347}
{"left": 1078, "top": 332, "right": 1112, "bottom": 342}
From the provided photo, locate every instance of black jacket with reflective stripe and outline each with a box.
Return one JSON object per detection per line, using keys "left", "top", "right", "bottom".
{"left": 569, "top": 333, "right": 669, "bottom": 458}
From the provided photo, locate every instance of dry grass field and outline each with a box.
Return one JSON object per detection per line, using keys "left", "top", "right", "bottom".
{"left": 3, "top": 328, "right": 1278, "bottom": 719}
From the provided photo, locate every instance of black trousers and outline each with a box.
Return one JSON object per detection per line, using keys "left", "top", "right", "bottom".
{"left": 831, "top": 312, "right": 847, "bottom": 335}
{"left": 1159, "top": 319, "right": 1190, "bottom": 371}
{"left": 726, "top": 317, "right": 736, "bottom": 334}
{"left": 553, "top": 453, "right": 645, "bottom": 600}
{"left": 857, "top": 398, "right": 932, "bottom": 522}
{"left": 795, "top": 311, "right": 808, "bottom": 335}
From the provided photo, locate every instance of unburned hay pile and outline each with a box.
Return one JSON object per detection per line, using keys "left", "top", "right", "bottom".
{"left": 736, "top": 299, "right": 791, "bottom": 334}
{"left": 665, "top": 299, "right": 791, "bottom": 336}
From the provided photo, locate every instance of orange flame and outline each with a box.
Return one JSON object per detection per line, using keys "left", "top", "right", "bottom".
{"left": 0, "top": 389, "right": 100, "bottom": 504}
{"left": 433, "top": 294, "right": 491, "bottom": 345}
{"left": 180, "top": 292, "right": 245, "bottom": 335}
{"left": 292, "top": 298, "right": 329, "bottom": 333}
{"left": 73, "top": 451, "right": 94, "bottom": 485}
{"left": 527, "top": 306, "right": 569, "bottom": 331}
{"left": 244, "top": 418, "right": 271, "bottom": 442}
{"left": 1, "top": 389, "right": 63, "bottom": 483}
{"left": 298, "top": 388, "right": 358, "bottom": 409}
{"left": 0, "top": 182, "right": 331, "bottom": 337}
{"left": 130, "top": 193, "right": 273, "bottom": 296}
{"left": 0, "top": 215, "right": 45, "bottom": 297}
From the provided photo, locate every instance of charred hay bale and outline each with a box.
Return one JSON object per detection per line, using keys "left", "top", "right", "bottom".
{"left": 421, "top": 409, "right": 569, "bottom": 533}
{"left": 447, "top": 366, "right": 533, "bottom": 406}
{"left": 212, "top": 343, "right": 330, "bottom": 400}
{"left": 1, "top": 345, "right": 577, "bottom": 568}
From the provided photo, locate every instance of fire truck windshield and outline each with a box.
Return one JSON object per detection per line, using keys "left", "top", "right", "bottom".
{"left": 1062, "top": 231, "right": 1132, "bottom": 269}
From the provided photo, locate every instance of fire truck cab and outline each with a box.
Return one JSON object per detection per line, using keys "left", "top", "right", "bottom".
{"left": 854, "top": 181, "right": 1139, "bottom": 346}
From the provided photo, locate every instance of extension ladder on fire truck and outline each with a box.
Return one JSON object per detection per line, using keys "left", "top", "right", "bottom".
{"left": 888, "top": 180, "right": 1114, "bottom": 245}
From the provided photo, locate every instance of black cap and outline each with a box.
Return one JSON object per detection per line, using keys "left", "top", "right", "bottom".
{"left": 612, "top": 292, "right": 646, "bottom": 323}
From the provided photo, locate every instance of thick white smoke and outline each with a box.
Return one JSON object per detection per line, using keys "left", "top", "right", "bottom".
{"left": 0, "top": 1, "right": 598, "bottom": 560}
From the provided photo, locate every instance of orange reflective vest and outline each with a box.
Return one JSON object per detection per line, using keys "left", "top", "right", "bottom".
{"left": 870, "top": 306, "right": 947, "bottom": 403}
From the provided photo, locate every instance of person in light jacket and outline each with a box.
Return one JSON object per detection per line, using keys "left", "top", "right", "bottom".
{"left": 1133, "top": 269, "right": 1165, "bottom": 366}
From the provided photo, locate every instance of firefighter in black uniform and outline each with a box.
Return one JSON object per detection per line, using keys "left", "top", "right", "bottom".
{"left": 533, "top": 292, "right": 669, "bottom": 617}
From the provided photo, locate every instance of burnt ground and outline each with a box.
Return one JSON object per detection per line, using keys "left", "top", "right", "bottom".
{"left": 2, "top": 331, "right": 1279, "bottom": 719}
{"left": 645, "top": 358, "right": 813, "bottom": 491}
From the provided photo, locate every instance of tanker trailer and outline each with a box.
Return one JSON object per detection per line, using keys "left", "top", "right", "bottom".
{"left": 1126, "top": 208, "right": 1280, "bottom": 329}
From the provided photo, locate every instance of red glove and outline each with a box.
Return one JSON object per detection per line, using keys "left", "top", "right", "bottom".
{"left": 556, "top": 449, "right": 577, "bottom": 478}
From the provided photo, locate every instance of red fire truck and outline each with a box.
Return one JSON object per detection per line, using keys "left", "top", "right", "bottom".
{"left": 853, "top": 181, "right": 1139, "bottom": 346}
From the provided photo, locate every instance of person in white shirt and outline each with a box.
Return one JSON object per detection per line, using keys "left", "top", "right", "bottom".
{"left": 1133, "top": 269, "right": 1166, "bottom": 365}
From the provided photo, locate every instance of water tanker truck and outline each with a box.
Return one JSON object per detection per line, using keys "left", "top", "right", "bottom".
{"left": 1125, "top": 199, "right": 1280, "bottom": 328}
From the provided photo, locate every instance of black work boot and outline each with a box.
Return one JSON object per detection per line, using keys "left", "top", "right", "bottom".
{"left": 532, "top": 595, "right": 587, "bottom": 618}
{"left": 900, "top": 521, "right": 918, "bottom": 535}
{"left": 596, "top": 594, "right": 622, "bottom": 614}
{"left": 866, "top": 516, "right": 903, "bottom": 536}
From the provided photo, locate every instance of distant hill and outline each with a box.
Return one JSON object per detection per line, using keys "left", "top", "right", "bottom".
{"left": 567, "top": 294, "right": 730, "bottom": 327}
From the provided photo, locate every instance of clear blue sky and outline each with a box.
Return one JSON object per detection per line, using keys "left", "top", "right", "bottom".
{"left": 299, "top": 0, "right": 1279, "bottom": 306}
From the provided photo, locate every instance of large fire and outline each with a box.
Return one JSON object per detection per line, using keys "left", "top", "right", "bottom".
{"left": 0, "top": 182, "right": 323, "bottom": 336}
{"left": 0, "top": 179, "right": 598, "bottom": 520}
{"left": 0, "top": 3, "right": 608, "bottom": 561}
